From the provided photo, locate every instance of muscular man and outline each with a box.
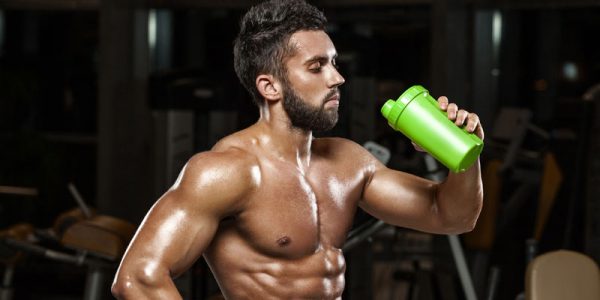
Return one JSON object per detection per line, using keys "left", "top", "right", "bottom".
{"left": 111, "top": 0, "right": 484, "bottom": 299}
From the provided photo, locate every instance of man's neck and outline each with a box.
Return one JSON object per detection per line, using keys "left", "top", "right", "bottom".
{"left": 257, "top": 106, "right": 313, "bottom": 172}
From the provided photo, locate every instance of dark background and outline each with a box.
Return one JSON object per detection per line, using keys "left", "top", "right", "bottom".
{"left": 1, "top": 0, "right": 599, "bottom": 299}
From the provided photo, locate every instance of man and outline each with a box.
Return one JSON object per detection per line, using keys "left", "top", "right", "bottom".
{"left": 111, "top": 0, "right": 484, "bottom": 299}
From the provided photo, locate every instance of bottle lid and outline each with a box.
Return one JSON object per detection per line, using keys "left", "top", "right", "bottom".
{"left": 399, "top": 85, "right": 428, "bottom": 106}
{"left": 381, "top": 85, "right": 428, "bottom": 127}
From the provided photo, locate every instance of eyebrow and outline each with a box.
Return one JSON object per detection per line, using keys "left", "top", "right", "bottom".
{"left": 304, "top": 53, "right": 338, "bottom": 65}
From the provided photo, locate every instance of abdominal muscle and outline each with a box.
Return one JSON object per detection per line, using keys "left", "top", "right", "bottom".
{"left": 204, "top": 229, "right": 346, "bottom": 300}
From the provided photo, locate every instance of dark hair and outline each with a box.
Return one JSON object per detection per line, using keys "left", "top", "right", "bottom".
{"left": 233, "top": 0, "right": 327, "bottom": 105}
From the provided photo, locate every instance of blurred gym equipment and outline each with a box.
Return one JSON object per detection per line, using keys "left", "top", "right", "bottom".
{"left": 0, "top": 223, "right": 34, "bottom": 300}
{"left": 583, "top": 83, "right": 600, "bottom": 263}
{"left": 0, "top": 185, "right": 38, "bottom": 300}
{"left": 525, "top": 250, "right": 600, "bottom": 300}
{"left": 0, "top": 183, "right": 135, "bottom": 300}
{"left": 461, "top": 106, "right": 569, "bottom": 300}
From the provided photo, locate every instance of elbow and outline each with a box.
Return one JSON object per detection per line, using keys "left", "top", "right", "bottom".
{"left": 441, "top": 221, "right": 475, "bottom": 235}
{"left": 466, "top": 189, "right": 485, "bottom": 232}
{"left": 455, "top": 189, "right": 484, "bottom": 234}
{"left": 111, "top": 263, "right": 168, "bottom": 299}
{"left": 430, "top": 212, "right": 477, "bottom": 235}
{"left": 455, "top": 204, "right": 483, "bottom": 234}
{"left": 442, "top": 218, "right": 478, "bottom": 235}
{"left": 457, "top": 217, "right": 478, "bottom": 234}
{"left": 460, "top": 204, "right": 483, "bottom": 233}
{"left": 111, "top": 275, "right": 132, "bottom": 300}
{"left": 440, "top": 200, "right": 483, "bottom": 235}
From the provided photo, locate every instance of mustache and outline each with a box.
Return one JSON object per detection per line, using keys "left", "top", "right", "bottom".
{"left": 322, "top": 89, "right": 340, "bottom": 104}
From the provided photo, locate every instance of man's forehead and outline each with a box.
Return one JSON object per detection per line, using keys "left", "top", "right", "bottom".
{"left": 288, "top": 30, "right": 337, "bottom": 60}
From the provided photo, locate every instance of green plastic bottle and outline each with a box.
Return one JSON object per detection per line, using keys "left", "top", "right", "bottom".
{"left": 381, "top": 85, "right": 483, "bottom": 172}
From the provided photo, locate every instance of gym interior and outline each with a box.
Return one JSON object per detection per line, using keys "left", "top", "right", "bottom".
{"left": 1, "top": 0, "right": 599, "bottom": 299}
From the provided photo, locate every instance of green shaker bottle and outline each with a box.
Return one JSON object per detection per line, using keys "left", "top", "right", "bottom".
{"left": 380, "top": 85, "right": 483, "bottom": 172}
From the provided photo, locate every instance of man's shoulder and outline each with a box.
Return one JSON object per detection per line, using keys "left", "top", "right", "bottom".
{"left": 314, "top": 137, "right": 378, "bottom": 165}
{"left": 314, "top": 137, "right": 368, "bottom": 154}
{"left": 163, "top": 148, "right": 257, "bottom": 216}
{"left": 186, "top": 145, "right": 259, "bottom": 180}
{"left": 180, "top": 142, "right": 260, "bottom": 195}
{"left": 167, "top": 147, "right": 258, "bottom": 213}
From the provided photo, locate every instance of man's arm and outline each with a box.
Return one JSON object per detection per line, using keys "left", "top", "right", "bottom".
{"left": 360, "top": 97, "right": 484, "bottom": 235}
{"left": 111, "top": 150, "right": 257, "bottom": 299}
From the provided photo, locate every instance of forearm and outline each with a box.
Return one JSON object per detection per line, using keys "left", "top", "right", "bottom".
{"left": 434, "top": 159, "right": 483, "bottom": 233}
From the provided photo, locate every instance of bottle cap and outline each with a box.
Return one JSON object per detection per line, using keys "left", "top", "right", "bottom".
{"left": 381, "top": 85, "right": 428, "bottom": 129}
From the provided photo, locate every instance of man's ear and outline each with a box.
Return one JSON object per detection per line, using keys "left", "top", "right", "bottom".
{"left": 256, "top": 74, "right": 282, "bottom": 102}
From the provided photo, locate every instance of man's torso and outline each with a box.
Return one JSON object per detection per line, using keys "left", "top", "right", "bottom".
{"left": 203, "top": 128, "right": 373, "bottom": 299}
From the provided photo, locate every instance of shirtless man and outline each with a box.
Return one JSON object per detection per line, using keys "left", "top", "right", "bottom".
{"left": 111, "top": 0, "right": 484, "bottom": 299}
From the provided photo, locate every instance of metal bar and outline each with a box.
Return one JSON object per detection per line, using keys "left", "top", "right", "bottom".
{"left": 83, "top": 266, "right": 107, "bottom": 300}
{"left": 68, "top": 183, "right": 93, "bottom": 219}
{"left": 343, "top": 220, "right": 387, "bottom": 252}
{"left": 3, "top": 238, "right": 84, "bottom": 265}
{"left": 2, "top": 238, "right": 114, "bottom": 268}
{"left": 1, "top": 266, "right": 14, "bottom": 288}
{"left": 0, "top": 186, "right": 38, "bottom": 197}
{"left": 448, "top": 235, "right": 478, "bottom": 300}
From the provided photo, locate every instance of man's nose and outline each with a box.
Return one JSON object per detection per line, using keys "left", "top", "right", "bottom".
{"left": 327, "top": 66, "right": 345, "bottom": 88}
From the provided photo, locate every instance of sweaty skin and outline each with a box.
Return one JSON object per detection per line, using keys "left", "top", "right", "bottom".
{"left": 112, "top": 30, "right": 484, "bottom": 300}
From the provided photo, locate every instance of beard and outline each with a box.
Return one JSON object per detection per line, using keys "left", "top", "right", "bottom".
{"left": 282, "top": 83, "right": 339, "bottom": 132}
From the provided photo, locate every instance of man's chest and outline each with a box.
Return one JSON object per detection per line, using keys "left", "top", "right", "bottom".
{"left": 234, "top": 163, "right": 365, "bottom": 258}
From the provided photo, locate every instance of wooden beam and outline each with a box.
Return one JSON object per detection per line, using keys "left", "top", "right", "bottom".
{"left": 147, "top": 0, "right": 259, "bottom": 9}
{"left": 0, "top": 0, "right": 98, "bottom": 10}
{"left": 316, "top": 0, "right": 431, "bottom": 6}
{"left": 147, "top": 0, "right": 431, "bottom": 9}
{"left": 467, "top": 0, "right": 600, "bottom": 9}
{"left": 2, "top": 0, "right": 597, "bottom": 11}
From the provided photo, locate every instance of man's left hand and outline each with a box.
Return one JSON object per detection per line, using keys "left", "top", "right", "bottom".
{"left": 412, "top": 96, "right": 485, "bottom": 152}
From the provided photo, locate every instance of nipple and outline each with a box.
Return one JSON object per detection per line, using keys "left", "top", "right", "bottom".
{"left": 276, "top": 236, "right": 291, "bottom": 247}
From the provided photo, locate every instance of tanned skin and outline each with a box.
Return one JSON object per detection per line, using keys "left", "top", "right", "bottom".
{"left": 112, "top": 30, "right": 484, "bottom": 300}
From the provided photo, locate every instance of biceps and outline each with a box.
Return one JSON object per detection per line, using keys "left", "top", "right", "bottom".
{"left": 361, "top": 168, "right": 439, "bottom": 228}
{"left": 122, "top": 196, "right": 220, "bottom": 278}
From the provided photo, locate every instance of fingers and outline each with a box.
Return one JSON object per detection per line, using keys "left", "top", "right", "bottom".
{"left": 446, "top": 103, "right": 459, "bottom": 120}
{"left": 475, "top": 122, "right": 485, "bottom": 140}
{"left": 444, "top": 102, "right": 481, "bottom": 131}
{"left": 439, "top": 96, "right": 485, "bottom": 139}
{"left": 451, "top": 110, "right": 478, "bottom": 130}
{"left": 454, "top": 109, "right": 468, "bottom": 126}
{"left": 437, "top": 96, "right": 449, "bottom": 110}
{"left": 467, "top": 114, "right": 484, "bottom": 140}
{"left": 465, "top": 113, "right": 480, "bottom": 132}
